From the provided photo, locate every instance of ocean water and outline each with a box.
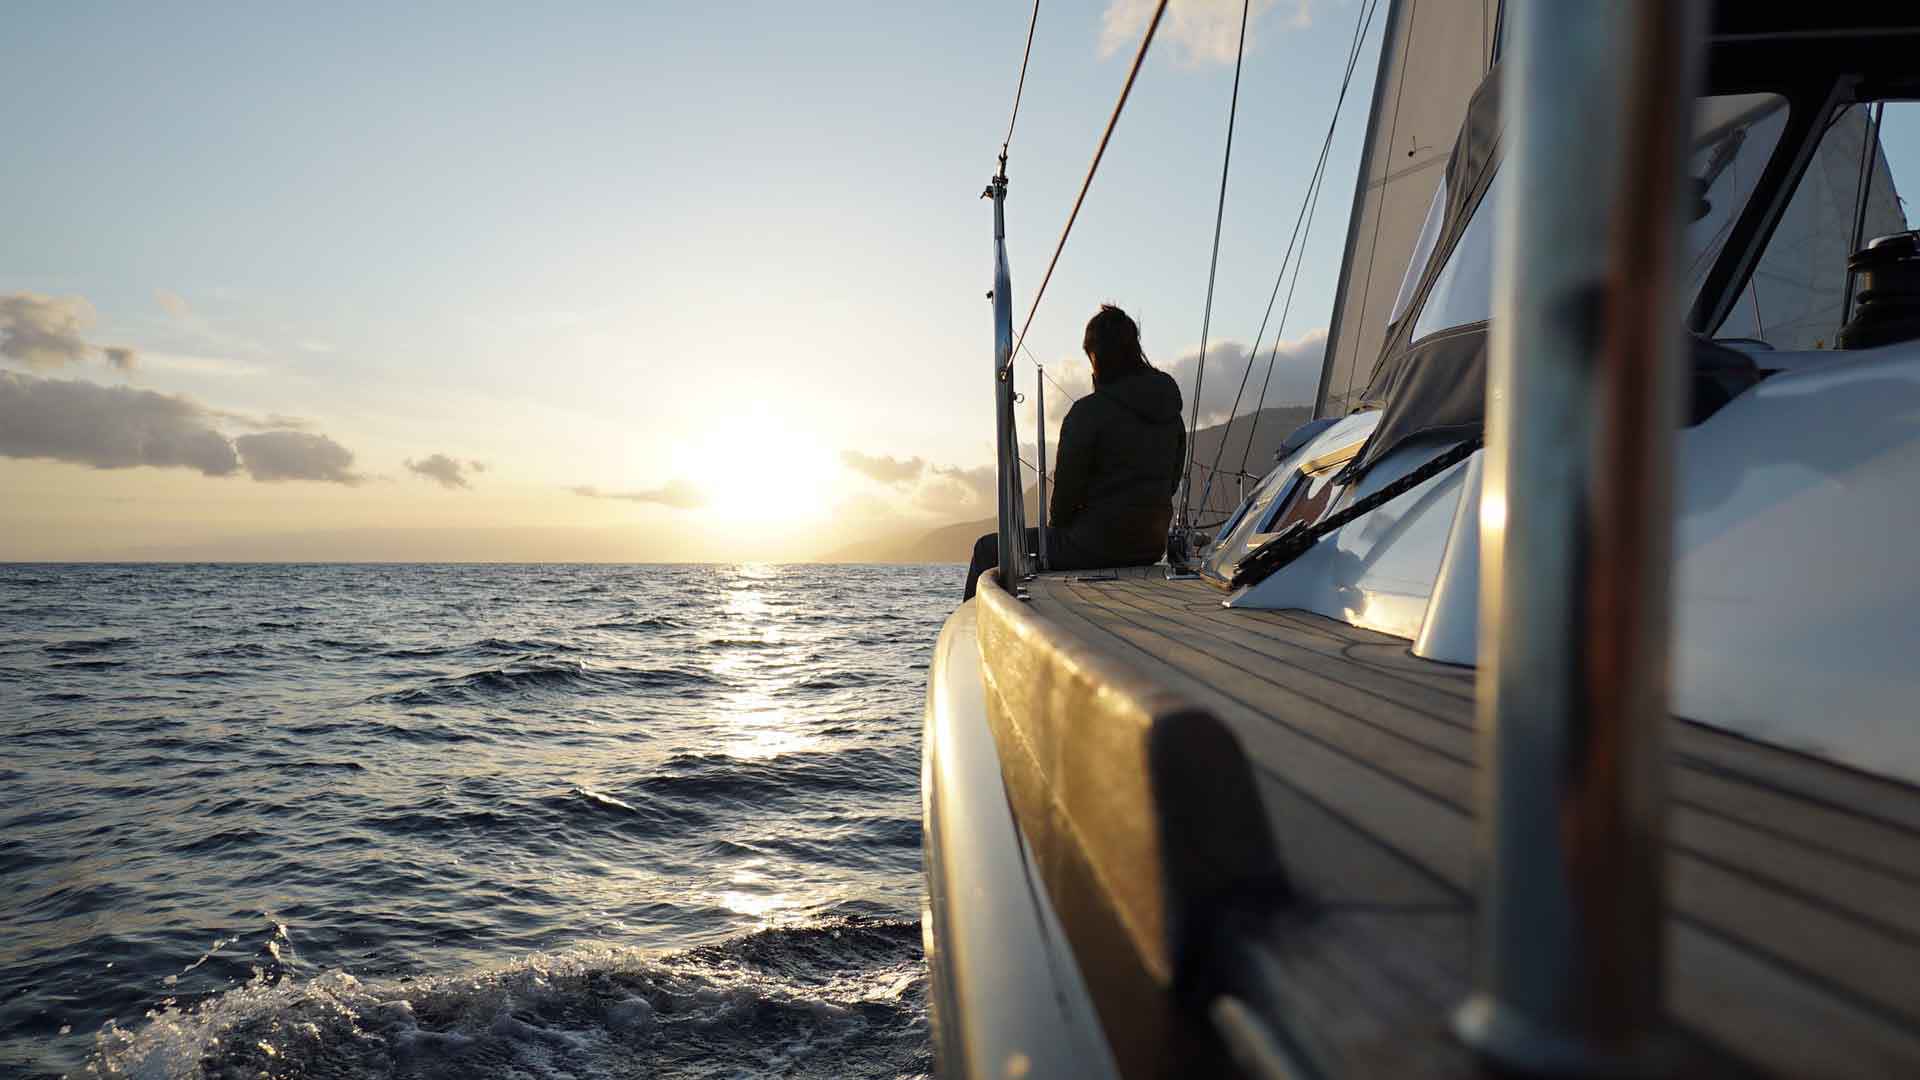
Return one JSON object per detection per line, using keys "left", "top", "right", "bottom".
{"left": 0, "top": 562, "right": 955, "bottom": 1079}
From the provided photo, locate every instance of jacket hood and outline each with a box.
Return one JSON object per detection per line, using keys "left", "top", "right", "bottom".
{"left": 1096, "top": 368, "right": 1184, "bottom": 424}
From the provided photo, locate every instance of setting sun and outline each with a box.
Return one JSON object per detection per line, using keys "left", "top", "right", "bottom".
{"left": 669, "top": 414, "right": 840, "bottom": 523}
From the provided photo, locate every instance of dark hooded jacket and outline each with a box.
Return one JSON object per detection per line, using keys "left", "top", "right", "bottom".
{"left": 1049, "top": 367, "right": 1185, "bottom": 565}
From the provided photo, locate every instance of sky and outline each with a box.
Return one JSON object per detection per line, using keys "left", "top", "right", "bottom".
{"left": 5, "top": 3, "right": 1916, "bottom": 562}
{"left": 0, "top": 1, "right": 1376, "bottom": 561}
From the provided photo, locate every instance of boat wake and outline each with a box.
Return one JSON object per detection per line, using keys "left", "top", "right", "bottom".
{"left": 83, "top": 917, "right": 930, "bottom": 1080}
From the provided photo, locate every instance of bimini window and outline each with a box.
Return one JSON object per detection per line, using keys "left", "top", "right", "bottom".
{"left": 1685, "top": 93, "right": 1789, "bottom": 308}
{"left": 1387, "top": 178, "right": 1449, "bottom": 329}
{"left": 1410, "top": 169, "right": 1508, "bottom": 343}
{"left": 1713, "top": 97, "right": 1914, "bottom": 350}
{"left": 1406, "top": 93, "right": 1791, "bottom": 348}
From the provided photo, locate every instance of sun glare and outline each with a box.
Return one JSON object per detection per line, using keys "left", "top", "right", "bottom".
{"left": 669, "top": 417, "right": 837, "bottom": 523}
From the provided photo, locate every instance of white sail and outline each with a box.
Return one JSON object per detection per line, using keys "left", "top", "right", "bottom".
{"left": 1716, "top": 105, "right": 1907, "bottom": 348}
{"left": 1315, "top": 0, "right": 1501, "bottom": 418}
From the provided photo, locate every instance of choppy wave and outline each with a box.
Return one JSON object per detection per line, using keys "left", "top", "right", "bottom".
{"left": 1, "top": 562, "right": 956, "bottom": 1078}
{"left": 85, "top": 919, "right": 929, "bottom": 1080}
{"left": 364, "top": 660, "right": 721, "bottom": 706}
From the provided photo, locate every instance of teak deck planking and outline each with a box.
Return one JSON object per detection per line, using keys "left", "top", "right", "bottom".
{"left": 992, "top": 566, "right": 1920, "bottom": 1079}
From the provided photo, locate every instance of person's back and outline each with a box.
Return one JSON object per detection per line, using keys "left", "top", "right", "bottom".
{"left": 963, "top": 304, "right": 1184, "bottom": 600}
{"left": 1048, "top": 355, "right": 1184, "bottom": 565}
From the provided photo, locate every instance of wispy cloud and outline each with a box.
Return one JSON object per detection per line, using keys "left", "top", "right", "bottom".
{"left": 569, "top": 480, "right": 707, "bottom": 510}
{"left": 840, "top": 450, "right": 996, "bottom": 519}
{"left": 406, "top": 453, "right": 479, "bottom": 490}
{"left": 1099, "top": 0, "right": 1303, "bottom": 66}
{"left": 138, "top": 351, "right": 266, "bottom": 378}
{"left": 840, "top": 450, "right": 926, "bottom": 485}
{"left": 0, "top": 370, "right": 361, "bottom": 484}
{"left": 915, "top": 464, "right": 996, "bottom": 513}
{"left": 207, "top": 408, "right": 314, "bottom": 432}
{"left": 0, "top": 292, "right": 137, "bottom": 372}
{"left": 149, "top": 287, "right": 266, "bottom": 359}
{"left": 155, "top": 288, "right": 192, "bottom": 320}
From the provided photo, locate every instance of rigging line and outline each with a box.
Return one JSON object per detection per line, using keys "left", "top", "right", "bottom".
{"left": 1176, "top": 0, "right": 1253, "bottom": 533}
{"left": 1001, "top": 0, "right": 1042, "bottom": 161}
{"left": 1020, "top": 342, "right": 1081, "bottom": 402}
{"left": 1238, "top": 129, "right": 1339, "bottom": 473}
{"left": 1236, "top": 0, "right": 1379, "bottom": 476}
{"left": 1209, "top": 0, "right": 1379, "bottom": 487}
{"left": 1003, "top": 0, "right": 1170, "bottom": 379}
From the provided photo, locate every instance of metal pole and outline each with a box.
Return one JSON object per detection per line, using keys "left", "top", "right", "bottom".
{"left": 1035, "top": 365, "right": 1050, "bottom": 571}
{"left": 1842, "top": 102, "right": 1886, "bottom": 332}
{"left": 987, "top": 167, "right": 1029, "bottom": 590}
{"left": 1456, "top": 0, "right": 1700, "bottom": 1073}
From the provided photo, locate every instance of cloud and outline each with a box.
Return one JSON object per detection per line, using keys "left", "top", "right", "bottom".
{"left": 138, "top": 352, "right": 265, "bottom": 378}
{"left": 208, "top": 408, "right": 313, "bottom": 432}
{"left": 155, "top": 289, "right": 192, "bottom": 320}
{"left": 406, "top": 453, "right": 478, "bottom": 490}
{"left": 1099, "top": 0, "right": 1300, "bottom": 66}
{"left": 569, "top": 480, "right": 707, "bottom": 510}
{"left": 840, "top": 450, "right": 926, "bottom": 486}
{"left": 1, "top": 293, "right": 99, "bottom": 370}
{"left": 232, "top": 430, "right": 364, "bottom": 485}
{"left": 0, "top": 371, "right": 363, "bottom": 484}
{"left": 0, "top": 370, "right": 240, "bottom": 475}
{"left": 914, "top": 463, "right": 996, "bottom": 514}
{"left": 840, "top": 447, "right": 1001, "bottom": 520}
{"left": 1044, "top": 329, "right": 1326, "bottom": 428}
{"left": 0, "top": 292, "right": 145, "bottom": 374}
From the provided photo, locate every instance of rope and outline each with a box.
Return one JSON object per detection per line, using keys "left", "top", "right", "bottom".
{"left": 1000, "top": 0, "right": 1042, "bottom": 164}
{"left": 1176, "top": 0, "right": 1253, "bottom": 533}
{"left": 1003, "top": 0, "right": 1170, "bottom": 378}
{"left": 1230, "top": 435, "right": 1481, "bottom": 589}
{"left": 1233, "top": 0, "right": 1381, "bottom": 478}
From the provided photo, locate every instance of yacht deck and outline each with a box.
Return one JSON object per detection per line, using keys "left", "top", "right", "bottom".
{"left": 984, "top": 565, "right": 1920, "bottom": 1078}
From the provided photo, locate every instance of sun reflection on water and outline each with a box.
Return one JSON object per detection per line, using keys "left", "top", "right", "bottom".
{"left": 721, "top": 712, "right": 818, "bottom": 760}
{"left": 716, "top": 861, "right": 795, "bottom": 923}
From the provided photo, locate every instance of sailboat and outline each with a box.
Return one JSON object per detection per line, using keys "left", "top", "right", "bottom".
{"left": 923, "top": 2, "right": 1920, "bottom": 1078}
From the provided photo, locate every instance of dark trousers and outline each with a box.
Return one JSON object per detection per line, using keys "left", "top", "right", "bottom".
{"left": 963, "top": 527, "right": 1102, "bottom": 601}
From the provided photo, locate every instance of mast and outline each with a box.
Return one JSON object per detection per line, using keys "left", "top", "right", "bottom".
{"left": 1035, "top": 366, "right": 1049, "bottom": 571}
{"left": 1457, "top": 0, "right": 1699, "bottom": 1071}
{"left": 987, "top": 164, "right": 1030, "bottom": 592}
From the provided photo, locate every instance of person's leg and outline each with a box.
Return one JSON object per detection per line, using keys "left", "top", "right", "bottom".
{"left": 962, "top": 533, "right": 997, "bottom": 601}
{"left": 963, "top": 528, "right": 1048, "bottom": 600}
{"left": 1037, "top": 526, "right": 1100, "bottom": 572}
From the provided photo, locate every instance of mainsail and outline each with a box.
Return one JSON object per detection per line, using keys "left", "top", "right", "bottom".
{"left": 1314, "top": 0, "right": 1501, "bottom": 419}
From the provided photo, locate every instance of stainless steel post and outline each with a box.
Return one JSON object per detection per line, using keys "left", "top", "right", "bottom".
{"left": 1455, "top": 0, "right": 1701, "bottom": 1073}
{"left": 1842, "top": 102, "right": 1887, "bottom": 330}
{"left": 1035, "top": 365, "right": 1050, "bottom": 571}
{"left": 987, "top": 170, "right": 1030, "bottom": 589}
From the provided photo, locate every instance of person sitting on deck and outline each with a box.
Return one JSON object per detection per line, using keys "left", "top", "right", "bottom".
{"left": 963, "top": 304, "right": 1186, "bottom": 601}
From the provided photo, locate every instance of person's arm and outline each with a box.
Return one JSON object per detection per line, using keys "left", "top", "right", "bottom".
{"left": 1049, "top": 403, "right": 1093, "bottom": 529}
{"left": 1171, "top": 419, "right": 1186, "bottom": 496}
